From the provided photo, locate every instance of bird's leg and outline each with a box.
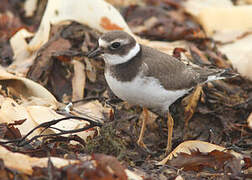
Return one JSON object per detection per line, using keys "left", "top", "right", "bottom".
{"left": 166, "top": 112, "right": 174, "bottom": 155}
{"left": 137, "top": 107, "right": 148, "bottom": 149}
{"left": 184, "top": 85, "right": 203, "bottom": 129}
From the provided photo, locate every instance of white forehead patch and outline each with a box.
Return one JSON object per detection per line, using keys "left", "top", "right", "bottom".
{"left": 111, "top": 38, "right": 130, "bottom": 45}
{"left": 98, "top": 38, "right": 129, "bottom": 47}
{"left": 103, "top": 43, "right": 140, "bottom": 65}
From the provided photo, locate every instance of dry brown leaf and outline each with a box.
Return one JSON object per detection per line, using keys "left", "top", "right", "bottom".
{"left": 189, "top": 45, "right": 211, "bottom": 65}
{"left": 0, "top": 10, "right": 26, "bottom": 42}
{"left": 124, "top": 5, "right": 205, "bottom": 41}
{"left": 84, "top": 154, "right": 127, "bottom": 180}
{"left": 167, "top": 149, "right": 242, "bottom": 174}
{"left": 0, "top": 121, "right": 23, "bottom": 140}
{"left": 158, "top": 140, "right": 243, "bottom": 165}
{"left": 71, "top": 59, "right": 86, "bottom": 101}
{"left": 54, "top": 153, "right": 142, "bottom": 180}
{"left": 27, "top": 35, "right": 72, "bottom": 83}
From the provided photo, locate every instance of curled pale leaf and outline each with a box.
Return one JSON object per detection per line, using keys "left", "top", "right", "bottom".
{"left": 0, "top": 68, "right": 58, "bottom": 108}
{"left": 27, "top": 106, "right": 98, "bottom": 142}
{"left": 9, "top": 29, "right": 35, "bottom": 74}
{"left": 0, "top": 145, "right": 79, "bottom": 175}
{"left": 0, "top": 98, "right": 38, "bottom": 135}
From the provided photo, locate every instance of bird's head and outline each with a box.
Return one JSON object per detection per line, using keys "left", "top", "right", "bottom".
{"left": 87, "top": 31, "right": 140, "bottom": 65}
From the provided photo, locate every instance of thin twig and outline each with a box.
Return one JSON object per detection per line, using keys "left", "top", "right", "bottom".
{"left": 0, "top": 116, "right": 102, "bottom": 146}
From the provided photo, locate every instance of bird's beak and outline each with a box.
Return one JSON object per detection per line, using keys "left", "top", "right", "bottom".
{"left": 87, "top": 47, "right": 104, "bottom": 58}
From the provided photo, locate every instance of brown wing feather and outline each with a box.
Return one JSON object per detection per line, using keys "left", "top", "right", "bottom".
{"left": 140, "top": 45, "right": 219, "bottom": 90}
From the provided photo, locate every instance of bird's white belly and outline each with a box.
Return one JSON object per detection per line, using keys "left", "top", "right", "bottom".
{"left": 105, "top": 72, "right": 189, "bottom": 112}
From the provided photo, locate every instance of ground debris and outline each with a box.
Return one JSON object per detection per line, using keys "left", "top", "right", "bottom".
{"left": 26, "top": 22, "right": 102, "bottom": 101}
{"left": 122, "top": 4, "right": 205, "bottom": 41}
{"left": 0, "top": 0, "right": 252, "bottom": 179}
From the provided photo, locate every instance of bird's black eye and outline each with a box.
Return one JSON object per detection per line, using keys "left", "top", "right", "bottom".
{"left": 110, "top": 42, "right": 121, "bottom": 50}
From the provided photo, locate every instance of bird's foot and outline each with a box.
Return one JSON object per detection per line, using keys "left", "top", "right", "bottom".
{"left": 165, "top": 144, "right": 172, "bottom": 156}
{"left": 137, "top": 139, "right": 147, "bottom": 148}
{"left": 137, "top": 139, "right": 153, "bottom": 154}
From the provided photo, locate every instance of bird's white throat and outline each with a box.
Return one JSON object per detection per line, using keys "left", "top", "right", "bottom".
{"left": 102, "top": 42, "right": 140, "bottom": 65}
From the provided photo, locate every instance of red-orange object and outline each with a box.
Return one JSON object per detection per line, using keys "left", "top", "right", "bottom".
{"left": 100, "top": 17, "right": 123, "bottom": 31}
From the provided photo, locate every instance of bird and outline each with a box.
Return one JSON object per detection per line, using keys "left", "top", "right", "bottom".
{"left": 87, "top": 30, "right": 237, "bottom": 155}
